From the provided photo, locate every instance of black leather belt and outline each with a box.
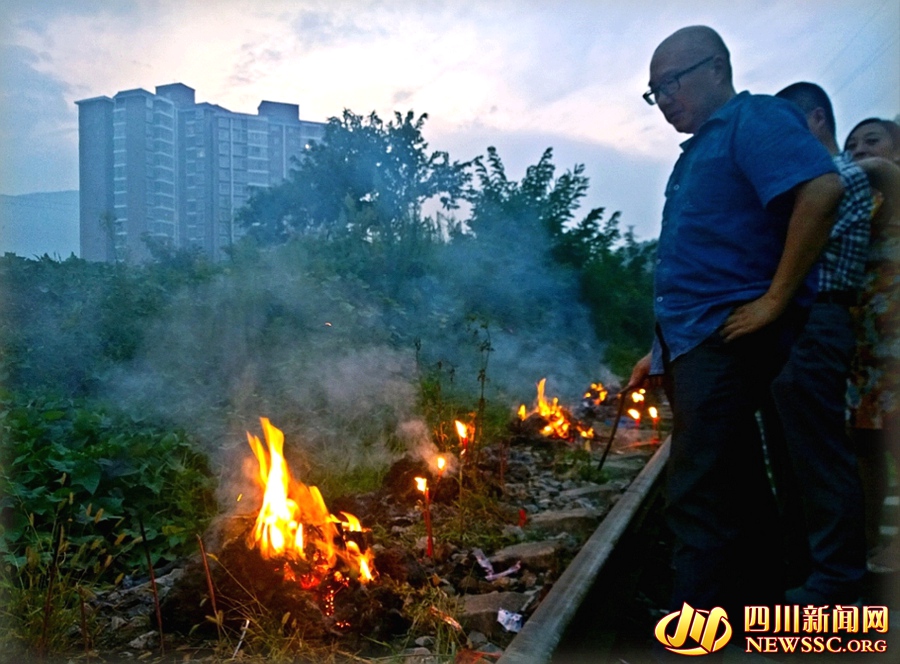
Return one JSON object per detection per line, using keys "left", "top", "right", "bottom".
{"left": 815, "top": 290, "right": 857, "bottom": 306}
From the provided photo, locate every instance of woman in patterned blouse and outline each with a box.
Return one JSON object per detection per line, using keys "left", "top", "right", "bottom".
{"left": 844, "top": 118, "right": 900, "bottom": 572}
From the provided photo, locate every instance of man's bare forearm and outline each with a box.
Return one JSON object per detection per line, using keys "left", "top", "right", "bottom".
{"left": 766, "top": 172, "right": 844, "bottom": 308}
{"left": 721, "top": 172, "right": 843, "bottom": 341}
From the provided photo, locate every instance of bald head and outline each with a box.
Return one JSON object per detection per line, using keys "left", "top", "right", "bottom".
{"left": 649, "top": 26, "right": 736, "bottom": 134}
{"left": 653, "top": 26, "right": 732, "bottom": 83}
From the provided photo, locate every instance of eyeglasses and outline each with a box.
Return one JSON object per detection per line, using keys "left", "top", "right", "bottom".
{"left": 643, "top": 56, "right": 715, "bottom": 106}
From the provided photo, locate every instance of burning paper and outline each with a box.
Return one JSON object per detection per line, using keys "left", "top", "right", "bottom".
{"left": 246, "top": 418, "right": 375, "bottom": 591}
{"left": 518, "top": 378, "right": 595, "bottom": 442}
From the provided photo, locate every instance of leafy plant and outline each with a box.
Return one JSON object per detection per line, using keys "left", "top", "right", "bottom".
{"left": 0, "top": 391, "right": 217, "bottom": 581}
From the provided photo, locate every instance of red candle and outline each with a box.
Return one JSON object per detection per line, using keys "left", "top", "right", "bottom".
{"left": 455, "top": 420, "right": 468, "bottom": 457}
{"left": 649, "top": 406, "right": 660, "bottom": 441}
{"left": 415, "top": 477, "right": 434, "bottom": 558}
{"left": 627, "top": 408, "right": 641, "bottom": 430}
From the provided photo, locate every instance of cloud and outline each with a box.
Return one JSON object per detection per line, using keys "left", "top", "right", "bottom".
{"left": 0, "top": 43, "right": 77, "bottom": 193}
{"left": 0, "top": 0, "right": 895, "bottom": 207}
{"left": 289, "top": 6, "right": 385, "bottom": 50}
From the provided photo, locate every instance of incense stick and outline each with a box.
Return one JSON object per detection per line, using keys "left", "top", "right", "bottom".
{"left": 596, "top": 390, "right": 628, "bottom": 473}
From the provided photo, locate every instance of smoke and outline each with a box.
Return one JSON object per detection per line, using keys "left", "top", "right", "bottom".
{"left": 98, "top": 212, "right": 614, "bottom": 502}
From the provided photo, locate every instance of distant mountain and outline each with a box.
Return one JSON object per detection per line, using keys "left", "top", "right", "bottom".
{"left": 0, "top": 191, "right": 79, "bottom": 259}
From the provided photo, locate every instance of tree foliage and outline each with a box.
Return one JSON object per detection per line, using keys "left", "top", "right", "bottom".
{"left": 239, "top": 110, "right": 470, "bottom": 245}
{"left": 466, "top": 146, "right": 589, "bottom": 243}
{"left": 234, "top": 109, "right": 656, "bottom": 374}
{"left": 459, "top": 145, "right": 657, "bottom": 374}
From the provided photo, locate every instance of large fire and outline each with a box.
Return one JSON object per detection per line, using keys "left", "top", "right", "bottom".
{"left": 246, "top": 418, "right": 375, "bottom": 594}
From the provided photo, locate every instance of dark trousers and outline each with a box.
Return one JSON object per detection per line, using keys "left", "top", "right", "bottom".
{"left": 662, "top": 317, "right": 796, "bottom": 621}
{"left": 769, "top": 302, "right": 867, "bottom": 600}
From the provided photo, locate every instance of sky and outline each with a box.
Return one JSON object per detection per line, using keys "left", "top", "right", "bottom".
{"left": 1, "top": 0, "right": 898, "bottom": 247}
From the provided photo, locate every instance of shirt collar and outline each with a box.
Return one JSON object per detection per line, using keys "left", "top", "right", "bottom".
{"left": 679, "top": 90, "right": 749, "bottom": 151}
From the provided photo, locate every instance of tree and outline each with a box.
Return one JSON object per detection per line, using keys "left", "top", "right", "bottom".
{"left": 462, "top": 146, "right": 656, "bottom": 375}
{"left": 239, "top": 110, "right": 470, "bottom": 246}
{"left": 464, "top": 146, "right": 615, "bottom": 264}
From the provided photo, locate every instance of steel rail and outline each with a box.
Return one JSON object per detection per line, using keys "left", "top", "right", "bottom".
{"left": 497, "top": 436, "right": 670, "bottom": 664}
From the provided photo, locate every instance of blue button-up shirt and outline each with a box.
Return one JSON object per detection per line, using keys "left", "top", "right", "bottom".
{"left": 654, "top": 91, "right": 838, "bottom": 363}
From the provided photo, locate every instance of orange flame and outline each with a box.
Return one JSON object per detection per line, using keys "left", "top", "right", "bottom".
{"left": 415, "top": 476, "right": 428, "bottom": 493}
{"left": 519, "top": 378, "right": 594, "bottom": 441}
{"left": 627, "top": 408, "right": 641, "bottom": 421}
{"left": 455, "top": 420, "right": 468, "bottom": 441}
{"left": 584, "top": 382, "right": 608, "bottom": 405}
{"left": 437, "top": 456, "right": 446, "bottom": 472}
{"left": 246, "top": 418, "right": 375, "bottom": 586}
{"left": 631, "top": 391, "right": 645, "bottom": 404}
{"left": 648, "top": 406, "right": 659, "bottom": 420}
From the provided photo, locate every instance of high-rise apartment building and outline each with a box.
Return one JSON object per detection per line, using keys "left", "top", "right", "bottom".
{"left": 77, "top": 83, "right": 324, "bottom": 262}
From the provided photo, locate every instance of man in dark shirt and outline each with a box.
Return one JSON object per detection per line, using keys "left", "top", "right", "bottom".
{"left": 629, "top": 26, "right": 844, "bottom": 619}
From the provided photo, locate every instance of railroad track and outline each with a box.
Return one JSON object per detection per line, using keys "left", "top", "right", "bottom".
{"left": 499, "top": 437, "right": 670, "bottom": 664}
{"left": 498, "top": 436, "right": 900, "bottom": 664}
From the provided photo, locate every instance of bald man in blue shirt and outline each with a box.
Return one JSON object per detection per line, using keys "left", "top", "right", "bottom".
{"left": 630, "top": 26, "right": 844, "bottom": 621}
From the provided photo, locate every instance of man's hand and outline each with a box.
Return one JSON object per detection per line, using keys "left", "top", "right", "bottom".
{"left": 720, "top": 172, "right": 842, "bottom": 343}
{"left": 625, "top": 352, "right": 653, "bottom": 392}
{"left": 720, "top": 292, "right": 784, "bottom": 342}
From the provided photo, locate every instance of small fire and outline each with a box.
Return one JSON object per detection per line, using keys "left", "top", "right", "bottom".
{"left": 519, "top": 378, "right": 594, "bottom": 441}
{"left": 455, "top": 420, "right": 470, "bottom": 456}
{"left": 627, "top": 408, "right": 642, "bottom": 428}
{"left": 649, "top": 406, "right": 660, "bottom": 441}
{"left": 584, "top": 382, "right": 608, "bottom": 405}
{"left": 246, "top": 418, "right": 375, "bottom": 597}
{"left": 414, "top": 476, "right": 434, "bottom": 558}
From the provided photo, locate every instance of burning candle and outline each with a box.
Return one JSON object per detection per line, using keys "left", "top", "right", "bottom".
{"left": 436, "top": 455, "right": 446, "bottom": 480}
{"left": 455, "top": 420, "right": 469, "bottom": 457}
{"left": 627, "top": 408, "right": 641, "bottom": 430}
{"left": 648, "top": 406, "right": 660, "bottom": 441}
{"left": 415, "top": 476, "right": 434, "bottom": 558}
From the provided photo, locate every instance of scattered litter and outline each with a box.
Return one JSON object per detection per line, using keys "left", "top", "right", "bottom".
{"left": 485, "top": 561, "right": 521, "bottom": 581}
{"left": 497, "top": 608, "right": 524, "bottom": 633}
{"left": 430, "top": 606, "right": 463, "bottom": 631}
{"left": 472, "top": 548, "right": 495, "bottom": 575}
{"left": 231, "top": 618, "right": 250, "bottom": 659}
